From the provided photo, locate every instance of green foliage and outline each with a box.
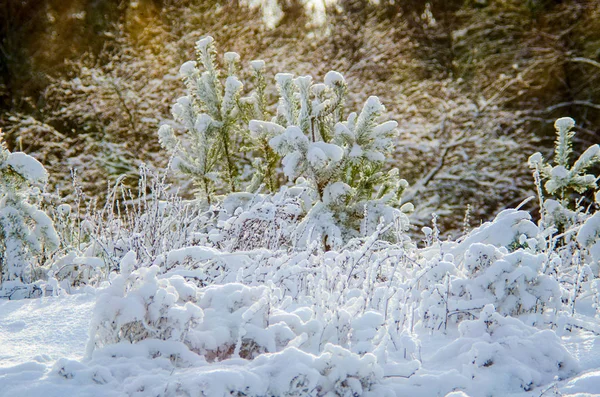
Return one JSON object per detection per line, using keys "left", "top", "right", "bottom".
{"left": 159, "top": 37, "right": 411, "bottom": 248}
{"left": 159, "top": 36, "right": 245, "bottom": 202}
{"left": 529, "top": 117, "right": 600, "bottom": 205}
{"left": 0, "top": 130, "right": 58, "bottom": 287}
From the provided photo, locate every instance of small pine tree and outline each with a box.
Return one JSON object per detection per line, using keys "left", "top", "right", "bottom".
{"left": 159, "top": 36, "right": 411, "bottom": 249}
{"left": 159, "top": 36, "right": 244, "bottom": 202}
{"left": 529, "top": 117, "right": 600, "bottom": 206}
{"left": 527, "top": 117, "right": 599, "bottom": 305}
{"left": 0, "top": 130, "right": 59, "bottom": 291}
{"left": 528, "top": 117, "right": 599, "bottom": 241}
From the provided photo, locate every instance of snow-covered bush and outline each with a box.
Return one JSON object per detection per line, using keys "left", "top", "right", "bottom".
{"left": 415, "top": 209, "right": 564, "bottom": 331}
{"left": 159, "top": 36, "right": 412, "bottom": 249}
{"left": 578, "top": 212, "right": 600, "bottom": 263}
{"left": 529, "top": 117, "right": 599, "bottom": 205}
{"left": 214, "top": 188, "right": 305, "bottom": 251}
{"left": 432, "top": 304, "right": 578, "bottom": 394}
{"left": 47, "top": 165, "right": 217, "bottom": 290}
{"left": 85, "top": 246, "right": 409, "bottom": 395}
{"left": 66, "top": 342, "right": 393, "bottom": 397}
{"left": 0, "top": 131, "right": 59, "bottom": 298}
{"left": 453, "top": 244, "right": 561, "bottom": 317}
{"left": 87, "top": 260, "right": 202, "bottom": 354}
{"left": 527, "top": 117, "right": 599, "bottom": 316}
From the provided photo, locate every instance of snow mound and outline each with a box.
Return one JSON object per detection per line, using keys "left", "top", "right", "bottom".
{"left": 5, "top": 152, "right": 48, "bottom": 183}
{"left": 434, "top": 305, "right": 579, "bottom": 394}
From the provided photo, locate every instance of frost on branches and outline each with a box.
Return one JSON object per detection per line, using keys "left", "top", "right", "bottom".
{"left": 159, "top": 36, "right": 412, "bottom": 250}
{"left": 81, "top": 200, "right": 585, "bottom": 395}
{"left": 527, "top": 117, "right": 600, "bottom": 311}
{"left": 529, "top": 117, "right": 600, "bottom": 204}
{"left": 0, "top": 130, "right": 58, "bottom": 298}
{"left": 2, "top": 29, "right": 600, "bottom": 395}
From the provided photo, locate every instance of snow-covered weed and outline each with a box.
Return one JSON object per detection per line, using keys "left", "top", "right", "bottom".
{"left": 433, "top": 304, "right": 578, "bottom": 393}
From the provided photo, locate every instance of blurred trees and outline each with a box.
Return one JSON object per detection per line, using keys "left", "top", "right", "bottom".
{"left": 1, "top": 0, "right": 599, "bottom": 234}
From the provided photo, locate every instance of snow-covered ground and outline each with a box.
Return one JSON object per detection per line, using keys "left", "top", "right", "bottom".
{"left": 1, "top": 53, "right": 599, "bottom": 396}
{"left": 0, "top": 293, "right": 94, "bottom": 368}
{"left": 1, "top": 293, "right": 600, "bottom": 397}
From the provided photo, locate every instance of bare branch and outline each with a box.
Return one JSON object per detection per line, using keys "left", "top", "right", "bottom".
{"left": 568, "top": 57, "right": 600, "bottom": 70}
{"left": 535, "top": 100, "right": 600, "bottom": 114}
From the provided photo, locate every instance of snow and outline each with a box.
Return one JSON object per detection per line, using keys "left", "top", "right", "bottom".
{"left": 56, "top": 204, "right": 71, "bottom": 216}
{"left": 372, "top": 120, "right": 398, "bottom": 135}
{"left": 528, "top": 152, "right": 543, "bottom": 167}
{"left": 225, "top": 75, "right": 243, "bottom": 93}
{"left": 0, "top": 294, "right": 95, "bottom": 368}
{"left": 248, "top": 120, "right": 285, "bottom": 139}
{"left": 194, "top": 113, "right": 214, "bottom": 133}
{"left": 222, "top": 76, "right": 243, "bottom": 116}
{"left": 294, "top": 75, "right": 312, "bottom": 88}
{"left": 178, "top": 60, "right": 197, "bottom": 76}
{"left": 324, "top": 70, "right": 346, "bottom": 86}
{"left": 3, "top": 293, "right": 600, "bottom": 396}
{"left": 578, "top": 212, "right": 600, "bottom": 247}
{"left": 573, "top": 144, "right": 600, "bottom": 172}
{"left": 323, "top": 182, "right": 353, "bottom": 206}
{"left": 555, "top": 116, "right": 576, "bottom": 131}
{"left": 195, "top": 35, "right": 214, "bottom": 52}
{"left": 307, "top": 142, "right": 343, "bottom": 168}
{"left": 5, "top": 152, "right": 48, "bottom": 183}
{"left": 448, "top": 209, "right": 539, "bottom": 260}
{"left": 362, "top": 96, "right": 385, "bottom": 116}
{"left": 551, "top": 165, "right": 569, "bottom": 179}
{"left": 275, "top": 72, "right": 294, "bottom": 86}
{"left": 577, "top": 212, "right": 600, "bottom": 261}
{"left": 224, "top": 52, "right": 240, "bottom": 64}
{"left": 249, "top": 60, "right": 265, "bottom": 71}
{"left": 281, "top": 150, "right": 303, "bottom": 180}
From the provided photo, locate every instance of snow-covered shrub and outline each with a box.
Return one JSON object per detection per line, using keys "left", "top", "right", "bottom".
{"left": 449, "top": 209, "right": 540, "bottom": 257}
{"left": 577, "top": 212, "right": 600, "bottom": 263}
{"left": 416, "top": 254, "right": 458, "bottom": 332}
{"left": 93, "top": 165, "right": 215, "bottom": 267}
{"left": 415, "top": 209, "right": 563, "bottom": 331}
{"left": 0, "top": 131, "right": 59, "bottom": 298}
{"left": 432, "top": 305, "right": 578, "bottom": 394}
{"left": 48, "top": 165, "right": 217, "bottom": 290}
{"left": 82, "top": 231, "right": 429, "bottom": 396}
{"left": 453, "top": 244, "right": 561, "bottom": 318}
{"left": 214, "top": 188, "right": 305, "bottom": 251}
{"left": 89, "top": 257, "right": 295, "bottom": 362}
{"left": 526, "top": 117, "right": 599, "bottom": 316}
{"left": 159, "top": 36, "right": 411, "bottom": 249}
{"left": 529, "top": 117, "right": 599, "bottom": 204}
{"left": 87, "top": 260, "right": 202, "bottom": 356}
{"left": 66, "top": 342, "right": 393, "bottom": 396}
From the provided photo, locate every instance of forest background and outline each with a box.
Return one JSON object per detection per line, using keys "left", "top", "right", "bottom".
{"left": 2, "top": 0, "right": 600, "bottom": 234}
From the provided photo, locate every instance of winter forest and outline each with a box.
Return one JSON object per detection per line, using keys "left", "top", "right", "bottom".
{"left": 1, "top": 0, "right": 600, "bottom": 396}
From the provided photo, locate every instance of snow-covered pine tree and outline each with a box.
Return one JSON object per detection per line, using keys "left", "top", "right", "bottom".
{"left": 527, "top": 117, "right": 599, "bottom": 312}
{"left": 159, "top": 36, "right": 244, "bottom": 203}
{"left": 265, "top": 74, "right": 411, "bottom": 248}
{"left": 528, "top": 117, "right": 600, "bottom": 235}
{"left": 529, "top": 117, "right": 600, "bottom": 205}
{"left": 159, "top": 36, "right": 412, "bottom": 249}
{"left": 0, "top": 129, "right": 59, "bottom": 295}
